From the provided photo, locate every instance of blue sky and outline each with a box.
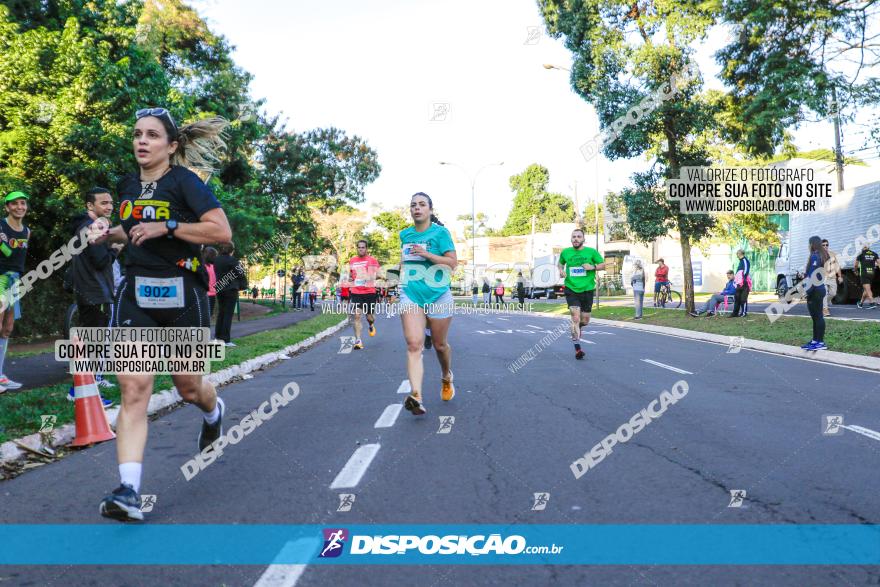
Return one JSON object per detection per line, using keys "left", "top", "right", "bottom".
{"left": 192, "top": 0, "right": 877, "bottom": 236}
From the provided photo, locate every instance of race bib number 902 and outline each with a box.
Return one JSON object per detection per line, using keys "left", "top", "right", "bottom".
{"left": 135, "top": 276, "right": 185, "bottom": 309}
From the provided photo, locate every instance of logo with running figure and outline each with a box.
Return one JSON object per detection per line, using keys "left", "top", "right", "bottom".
{"left": 728, "top": 490, "right": 746, "bottom": 508}
{"left": 337, "top": 494, "right": 356, "bottom": 512}
{"left": 531, "top": 492, "right": 550, "bottom": 511}
{"left": 319, "top": 528, "right": 348, "bottom": 558}
{"left": 823, "top": 414, "right": 844, "bottom": 435}
{"left": 437, "top": 416, "right": 455, "bottom": 434}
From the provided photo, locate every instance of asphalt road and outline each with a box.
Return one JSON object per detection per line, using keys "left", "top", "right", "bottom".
{"left": 1, "top": 309, "right": 878, "bottom": 585}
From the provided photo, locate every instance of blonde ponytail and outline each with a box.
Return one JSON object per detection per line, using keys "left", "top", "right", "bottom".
{"left": 171, "top": 117, "right": 229, "bottom": 179}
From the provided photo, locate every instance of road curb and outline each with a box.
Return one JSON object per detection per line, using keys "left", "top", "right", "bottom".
{"left": 588, "top": 317, "right": 880, "bottom": 372}
{"left": 0, "top": 318, "right": 347, "bottom": 468}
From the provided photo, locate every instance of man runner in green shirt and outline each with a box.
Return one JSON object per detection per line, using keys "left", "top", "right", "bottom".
{"left": 557, "top": 228, "right": 605, "bottom": 360}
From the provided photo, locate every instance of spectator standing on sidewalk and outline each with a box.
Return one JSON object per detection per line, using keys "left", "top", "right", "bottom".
{"left": 482, "top": 278, "right": 491, "bottom": 304}
{"left": 471, "top": 282, "right": 478, "bottom": 305}
{"left": 203, "top": 246, "right": 218, "bottom": 322}
{"left": 68, "top": 186, "right": 118, "bottom": 393}
{"left": 855, "top": 245, "right": 878, "bottom": 309}
{"left": 516, "top": 272, "right": 526, "bottom": 307}
{"left": 308, "top": 281, "right": 317, "bottom": 311}
{"left": 214, "top": 243, "right": 242, "bottom": 347}
{"left": 631, "top": 259, "right": 645, "bottom": 319}
{"left": 801, "top": 236, "right": 829, "bottom": 351}
{"left": 821, "top": 239, "right": 843, "bottom": 316}
{"left": 494, "top": 279, "right": 505, "bottom": 305}
{"left": 290, "top": 268, "right": 301, "bottom": 310}
{"left": 730, "top": 249, "right": 751, "bottom": 318}
{"left": 653, "top": 258, "right": 669, "bottom": 306}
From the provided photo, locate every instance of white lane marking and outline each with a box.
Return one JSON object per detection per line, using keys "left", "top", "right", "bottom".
{"left": 498, "top": 317, "right": 509, "bottom": 321}
{"left": 330, "top": 444, "right": 381, "bottom": 489}
{"left": 598, "top": 321, "right": 880, "bottom": 374}
{"left": 527, "top": 324, "right": 543, "bottom": 329}
{"left": 842, "top": 425, "right": 880, "bottom": 443}
{"left": 374, "top": 404, "right": 403, "bottom": 428}
{"left": 578, "top": 338, "right": 596, "bottom": 344}
{"left": 640, "top": 359, "right": 693, "bottom": 375}
{"left": 396, "top": 380, "right": 412, "bottom": 394}
{"left": 252, "top": 538, "right": 317, "bottom": 587}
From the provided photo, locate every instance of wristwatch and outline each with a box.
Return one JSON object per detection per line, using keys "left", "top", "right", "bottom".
{"left": 165, "top": 219, "right": 179, "bottom": 239}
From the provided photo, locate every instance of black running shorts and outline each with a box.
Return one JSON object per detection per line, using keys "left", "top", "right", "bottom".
{"left": 112, "top": 270, "right": 210, "bottom": 328}
{"left": 349, "top": 292, "right": 378, "bottom": 314}
{"left": 564, "top": 287, "right": 594, "bottom": 313}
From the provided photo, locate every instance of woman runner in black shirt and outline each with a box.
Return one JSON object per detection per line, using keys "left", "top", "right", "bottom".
{"left": 92, "top": 107, "right": 232, "bottom": 521}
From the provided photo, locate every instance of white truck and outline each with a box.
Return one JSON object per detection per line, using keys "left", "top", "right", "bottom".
{"left": 526, "top": 253, "right": 565, "bottom": 299}
{"left": 774, "top": 180, "right": 880, "bottom": 302}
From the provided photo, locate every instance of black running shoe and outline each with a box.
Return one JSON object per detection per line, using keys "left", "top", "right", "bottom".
{"left": 575, "top": 349, "right": 585, "bottom": 360}
{"left": 99, "top": 484, "right": 144, "bottom": 522}
{"left": 198, "top": 397, "right": 225, "bottom": 452}
{"left": 404, "top": 394, "right": 427, "bottom": 416}
{"left": 424, "top": 333, "right": 432, "bottom": 350}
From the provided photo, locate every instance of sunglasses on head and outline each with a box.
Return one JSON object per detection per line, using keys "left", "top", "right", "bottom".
{"left": 135, "top": 108, "right": 177, "bottom": 128}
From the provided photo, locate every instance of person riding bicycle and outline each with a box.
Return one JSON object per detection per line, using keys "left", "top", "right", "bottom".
{"left": 653, "top": 258, "right": 670, "bottom": 306}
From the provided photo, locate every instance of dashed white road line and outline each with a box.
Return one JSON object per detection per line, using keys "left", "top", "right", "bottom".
{"left": 640, "top": 359, "right": 693, "bottom": 375}
{"left": 842, "top": 425, "right": 880, "bottom": 443}
{"left": 374, "top": 404, "right": 403, "bottom": 428}
{"left": 252, "top": 538, "right": 318, "bottom": 587}
{"left": 527, "top": 324, "right": 543, "bottom": 329}
{"left": 396, "top": 380, "right": 412, "bottom": 394}
{"left": 330, "top": 443, "right": 381, "bottom": 490}
{"left": 578, "top": 338, "right": 596, "bottom": 345}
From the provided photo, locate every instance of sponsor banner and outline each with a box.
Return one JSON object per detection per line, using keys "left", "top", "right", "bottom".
{"left": 0, "top": 525, "right": 878, "bottom": 564}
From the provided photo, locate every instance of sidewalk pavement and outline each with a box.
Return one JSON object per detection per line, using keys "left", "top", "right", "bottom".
{"left": 4, "top": 302, "right": 335, "bottom": 391}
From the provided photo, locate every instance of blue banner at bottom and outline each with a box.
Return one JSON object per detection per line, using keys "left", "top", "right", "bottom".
{"left": 0, "top": 525, "right": 878, "bottom": 565}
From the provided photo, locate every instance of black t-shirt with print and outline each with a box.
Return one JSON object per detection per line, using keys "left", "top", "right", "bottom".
{"left": 116, "top": 166, "right": 221, "bottom": 285}
{"left": 856, "top": 249, "right": 878, "bottom": 277}
{"left": 0, "top": 219, "right": 29, "bottom": 274}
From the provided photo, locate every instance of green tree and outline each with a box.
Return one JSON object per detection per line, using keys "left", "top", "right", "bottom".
{"left": 368, "top": 208, "right": 409, "bottom": 265}
{"left": 581, "top": 202, "right": 604, "bottom": 235}
{"left": 540, "top": 0, "right": 718, "bottom": 312}
{"left": 501, "top": 163, "right": 574, "bottom": 235}
{"left": 456, "top": 212, "right": 490, "bottom": 239}
{"left": 256, "top": 128, "right": 381, "bottom": 261}
{"left": 717, "top": 0, "right": 880, "bottom": 156}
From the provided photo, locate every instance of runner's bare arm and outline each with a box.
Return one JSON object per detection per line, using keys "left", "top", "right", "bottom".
{"left": 582, "top": 262, "right": 606, "bottom": 271}
{"left": 410, "top": 247, "right": 457, "bottom": 270}
{"left": 131, "top": 208, "right": 232, "bottom": 246}
{"left": 558, "top": 262, "right": 566, "bottom": 278}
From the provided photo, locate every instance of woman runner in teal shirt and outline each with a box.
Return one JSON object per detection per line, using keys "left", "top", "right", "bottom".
{"left": 398, "top": 192, "right": 457, "bottom": 416}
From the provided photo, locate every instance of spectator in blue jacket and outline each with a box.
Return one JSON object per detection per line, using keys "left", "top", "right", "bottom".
{"left": 690, "top": 270, "right": 736, "bottom": 317}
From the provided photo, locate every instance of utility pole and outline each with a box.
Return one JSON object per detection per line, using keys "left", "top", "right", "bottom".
{"left": 530, "top": 214, "right": 536, "bottom": 267}
{"left": 832, "top": 85, "right": 844, "bottom": 191}
{"left": 570, "top": 181, "right": 581, "bottom": 226}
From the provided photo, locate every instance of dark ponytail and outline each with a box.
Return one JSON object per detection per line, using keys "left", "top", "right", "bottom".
{"left": 411, "top": 191, "right": 444, "bottom": 225}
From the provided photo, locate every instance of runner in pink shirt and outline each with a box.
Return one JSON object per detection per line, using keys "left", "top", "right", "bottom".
{"left": 348, "top": 240, "right": 380, "bottom": 349}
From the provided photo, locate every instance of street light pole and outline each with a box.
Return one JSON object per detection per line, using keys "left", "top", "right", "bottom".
{"left": 439, "top": 161, "right": 504, "bottom": 290}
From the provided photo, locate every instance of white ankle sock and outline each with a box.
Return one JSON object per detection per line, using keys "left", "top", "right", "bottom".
{"left": 203, "top": 399, "right": 221, "bottom": 425}
{"left": 119, "top": 462, "right": 142, "bottom": 493}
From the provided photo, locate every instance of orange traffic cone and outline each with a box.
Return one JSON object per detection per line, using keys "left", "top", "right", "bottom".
{"left": 70, "top": 372, "right": 116, "bottom": 447}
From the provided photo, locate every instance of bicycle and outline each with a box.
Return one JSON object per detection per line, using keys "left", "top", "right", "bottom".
{"left": 656, "top": 283, "right": 682, "bottom": 308}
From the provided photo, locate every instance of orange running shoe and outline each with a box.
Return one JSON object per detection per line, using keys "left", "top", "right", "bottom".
{"left": 441, "top": 372, "right": 455, "bottom": 401}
